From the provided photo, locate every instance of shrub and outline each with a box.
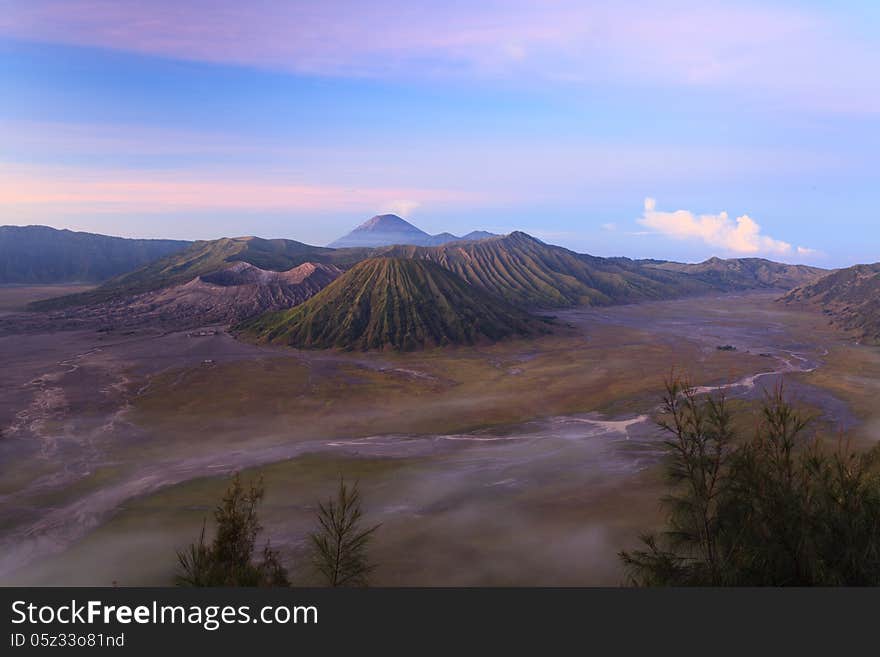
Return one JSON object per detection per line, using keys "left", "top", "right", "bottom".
{"left": 620, "top": 379, "right": 880, "bottom": 586}
{"left": 310, "top": 478, "right": 379, "bottom": 587}
{"left": 176, "top": 474, "right": 290, "bottom": 587}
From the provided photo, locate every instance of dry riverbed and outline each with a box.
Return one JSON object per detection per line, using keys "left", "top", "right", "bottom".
{"left": 0, "top": 290, "right": 876, "bottom": 585}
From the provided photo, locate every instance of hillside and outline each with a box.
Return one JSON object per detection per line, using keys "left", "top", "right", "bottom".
{"left": 782, "top": 263, "right": 880, "bottom": 344}
{"left": 238, "top": 258, "right": 546, "bottom": 350}
{"left": 642, "top": 257, "right": 826, "bottom": 290}
{"left": 374, "top": 232, "right": 721, "bottom": 308}
{"left": 0, "top": 225, "right": 189, "bottom": 284}
{"left": 31, "top": 236, "right": 368, "bottom": 311}
{"left": 9, "top": 261, "right": 342, "bottom": 333}
{"left": 28, "top": 229, "right": 828, "bottom": 328}
{"left": 328, "top": 214, "right": 497, "bottom": 248}
{"left": 83, "top": 261, "right": 342, "bottom": 329}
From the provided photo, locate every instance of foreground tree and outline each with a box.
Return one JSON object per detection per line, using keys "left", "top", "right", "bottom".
{"left": 620, "top": 379, "right": 880, "bottom": 586}
{"left": 176, "top": 474, "right": 290, "bottom": 586}
{"left": 311, "top": 478, "right": 379, "bottom": 587}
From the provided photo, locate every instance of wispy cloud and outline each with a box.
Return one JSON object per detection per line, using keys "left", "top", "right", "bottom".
{"left": 380, "top": 199, "right": 420, "bottom": 218}
{"left": 797, "top": 246, "right": 820, "bottom": 257}
{"left": 2, "top": 1, "right": 879, "bottom": 112}
{"left": 638, "top": 197, "right": 812, "bottom": 257}
{"left": 0, "top": 163, "right": 477, "bottom": 217}
{"left": 2, "top": 119, "right": 842, "bottom": 202}
{"left": 0, "top": 120, "right": 269, "bottom": 157}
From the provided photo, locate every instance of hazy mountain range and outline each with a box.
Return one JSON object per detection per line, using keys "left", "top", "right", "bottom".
{"left": 327, "top": 214, "right": 497, "bottom": 248}
{"left": 640, "top": 257, "right": 827, "bottom": 291}
{"left": 0, "top": 225, "right": 189, "bottom": 284}
{"left": 3, "top": 215, "right": 852, "bottom": 350}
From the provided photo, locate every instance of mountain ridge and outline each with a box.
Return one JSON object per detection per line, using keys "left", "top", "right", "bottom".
{"left": 30, "top": 236, "right": 370, "bottom": 311}
{"left": 782, "top": 263, "right": 880, "bottom": 344}
{"left": 369, "top": 231, "right": 794, "bottom": 308}
{"left": 640, "top": 256, "right": 827, "bottom": 290}
{"left": 0, "top": 225, "right": 190, "bottom": 284}
{"left": 32, "top": 229, "right": 827, "bottom": 320}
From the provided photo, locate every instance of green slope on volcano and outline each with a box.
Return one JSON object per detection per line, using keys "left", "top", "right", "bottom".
{"left": 238, "top": 257, "right": 548, "bottom": 350}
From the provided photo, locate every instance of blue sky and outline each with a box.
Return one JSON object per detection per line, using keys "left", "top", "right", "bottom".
{"left": 1, "top": 1, "right": 878, "bottom": 266}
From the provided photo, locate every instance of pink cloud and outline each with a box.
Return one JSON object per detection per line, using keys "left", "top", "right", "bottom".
{"left": 0, "top": 117, "right": 849, "bottom": 226}
{"left": 2, "top": 1, "right": 878, "bottom": 112}
{"left": 0, "top": 163, "right": 478, "bottom": 216}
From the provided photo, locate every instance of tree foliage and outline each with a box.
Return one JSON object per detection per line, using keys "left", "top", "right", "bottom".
{"left": 621, "top": 379, "right": 880, "bottom": 586}
{"left": 311, "top": 478, "right": 379, "bottom": 587}
{"left": 176, "top": 474, "right": 290, "bottom": 587}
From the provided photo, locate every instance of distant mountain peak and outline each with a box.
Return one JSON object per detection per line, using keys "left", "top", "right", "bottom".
{"left": 327, "top": 214, "right": 497, "bottom": 249}
{"left": 459, "top": 230, "right": 497, "bottom": 241}
{"left": 504, "top": 230, "right": 543, "bottom": 245}
{"left": 357, "top": 214, "right": 424, "bottom": 232}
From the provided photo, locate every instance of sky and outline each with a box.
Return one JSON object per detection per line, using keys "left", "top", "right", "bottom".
{"left": 1, "top": 0, "right": 879, "bottom": 266}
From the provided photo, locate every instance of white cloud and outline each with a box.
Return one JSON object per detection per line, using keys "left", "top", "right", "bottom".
{"left": 797, "top": 246, "right": 819, "bottom": 257}
{"left": 638, "top": 197, "right": 810, "bottom": 257}
{"left": 601, "top": 222, "right": 617, "bottom": 231}
{"left": 381, "top": 199, "right": 421, "bottom": 217}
